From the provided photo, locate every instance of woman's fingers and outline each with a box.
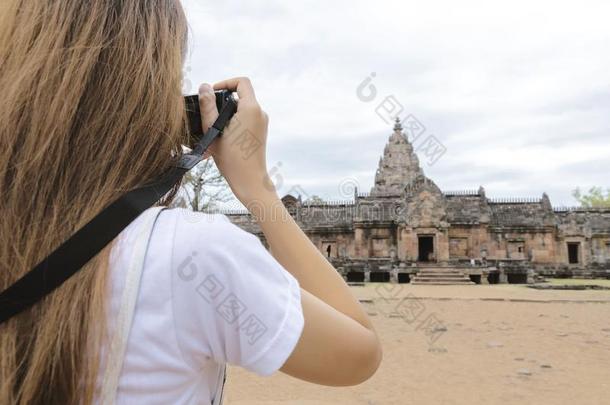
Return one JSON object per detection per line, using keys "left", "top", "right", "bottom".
{"left": 213, "top": 77, "right": 256, "bottom": 103}
{"left": 198, "top": 83, "right": 219, "bottom": 133}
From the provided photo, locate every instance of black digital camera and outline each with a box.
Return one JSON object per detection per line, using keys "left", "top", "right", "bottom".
{"left": 184, "top": 90, "right": 236, "bottom": 141}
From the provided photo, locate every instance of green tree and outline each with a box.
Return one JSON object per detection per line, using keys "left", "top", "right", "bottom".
{"left": 172, "top": 159, "right": 232, "bottom": 211}
{"left": 572, "top": 186, "right": 610, "bottom": 208}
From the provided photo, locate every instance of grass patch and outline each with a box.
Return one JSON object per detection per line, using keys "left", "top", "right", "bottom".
{"left": 545, "top": 278, "right": 610, "bottom": 287}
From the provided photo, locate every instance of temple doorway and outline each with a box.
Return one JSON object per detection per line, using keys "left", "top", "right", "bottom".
{"left": 418, "top": 235, "right": 434, "bottom": 262}
{"left": 567, "top": 242, "right": 580, "bottom": 264}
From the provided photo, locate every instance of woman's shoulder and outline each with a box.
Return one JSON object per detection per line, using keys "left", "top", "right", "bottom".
{"left": 111, "top": 207, "right": 260, "bottom": 280}
{"left": 161, "top": 206, "right": 233, "bottom": 225}
{"left": 159, "top": 207, "right": 261, "bottom": 248}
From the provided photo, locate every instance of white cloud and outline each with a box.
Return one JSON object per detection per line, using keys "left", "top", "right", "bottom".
{"left": 181, "top": 0, "right": 610, "bottom": 206}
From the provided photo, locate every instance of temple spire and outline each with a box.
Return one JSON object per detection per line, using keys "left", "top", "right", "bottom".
{"left": 393, "top": 117, "right": 402, "bottom": 132}
{"left": 370, "top": 119, "right": 424, "bottom": 196}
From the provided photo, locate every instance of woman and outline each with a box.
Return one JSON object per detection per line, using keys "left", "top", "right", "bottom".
{"left": 0, "top": 1, "right": 382, "bottom": 404}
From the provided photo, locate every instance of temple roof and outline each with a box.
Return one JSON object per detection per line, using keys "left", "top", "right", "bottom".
{"left": 489, "top": 202, "right": 551, "bottom": 227}
{"left": 445, "top": 195, "right": 488, "bottom": 224}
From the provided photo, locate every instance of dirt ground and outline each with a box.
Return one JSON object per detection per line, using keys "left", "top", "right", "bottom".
{"left": 224, "top": 282, "right": 610, "bottom": 405}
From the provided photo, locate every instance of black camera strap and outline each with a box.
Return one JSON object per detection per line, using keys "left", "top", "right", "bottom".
{"left": 0, "top": 100, "right": 237, "bottom": 325}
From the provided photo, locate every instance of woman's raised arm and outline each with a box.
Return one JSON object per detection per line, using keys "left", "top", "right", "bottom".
{"left": 199, "top": 77, "right": 382, "bottom": 386}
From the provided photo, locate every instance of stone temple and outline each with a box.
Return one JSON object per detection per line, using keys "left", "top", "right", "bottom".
{"left": 220, "top": 119, "right": 610, "bottom": 284}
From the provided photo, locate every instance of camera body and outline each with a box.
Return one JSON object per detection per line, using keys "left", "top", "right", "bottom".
{"left": 184, "top": 90, "right": 235, "bottom": 140}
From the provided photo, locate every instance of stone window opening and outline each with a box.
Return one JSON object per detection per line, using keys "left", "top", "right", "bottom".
{"left": 371, "top": 238, "right": 389, "bottom": 258}
{"left": 449, "top": 237, "right": 468, "bottom": 259}
{"left": 322, "top": 241, "right": 337, "bottom": 259}
{"left": 508, "top": 241, "right": 525, "bottom": 259}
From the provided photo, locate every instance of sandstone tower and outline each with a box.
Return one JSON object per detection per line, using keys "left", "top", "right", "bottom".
{"left": 371, "top": 118, "right": 424, "bottom": 197}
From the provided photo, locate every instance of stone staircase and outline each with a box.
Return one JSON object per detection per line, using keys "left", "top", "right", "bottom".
{"left": 411, "top": 265, "right": 475, "bottom": 285}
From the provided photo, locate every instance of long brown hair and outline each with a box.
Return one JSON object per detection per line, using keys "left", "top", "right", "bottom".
{"left": 0, "top": 0, "right": 188, "bottom": 403}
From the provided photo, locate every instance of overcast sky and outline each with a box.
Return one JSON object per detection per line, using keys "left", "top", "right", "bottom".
{"left": 181, "top": 0, "right": 610, "bottom": 207}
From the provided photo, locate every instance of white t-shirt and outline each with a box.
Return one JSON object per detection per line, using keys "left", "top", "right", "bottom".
{"left": 98, "top": 207, "right": 305, "bottom": 404}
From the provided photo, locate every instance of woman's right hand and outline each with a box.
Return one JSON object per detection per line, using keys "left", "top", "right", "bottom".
{"left": 198, "top": 77, "right": 274, "bottom": 207}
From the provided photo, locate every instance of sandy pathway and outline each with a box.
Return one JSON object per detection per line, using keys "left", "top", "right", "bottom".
{"left": 224, "top": 284, "right": 610, "bottom": 405}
